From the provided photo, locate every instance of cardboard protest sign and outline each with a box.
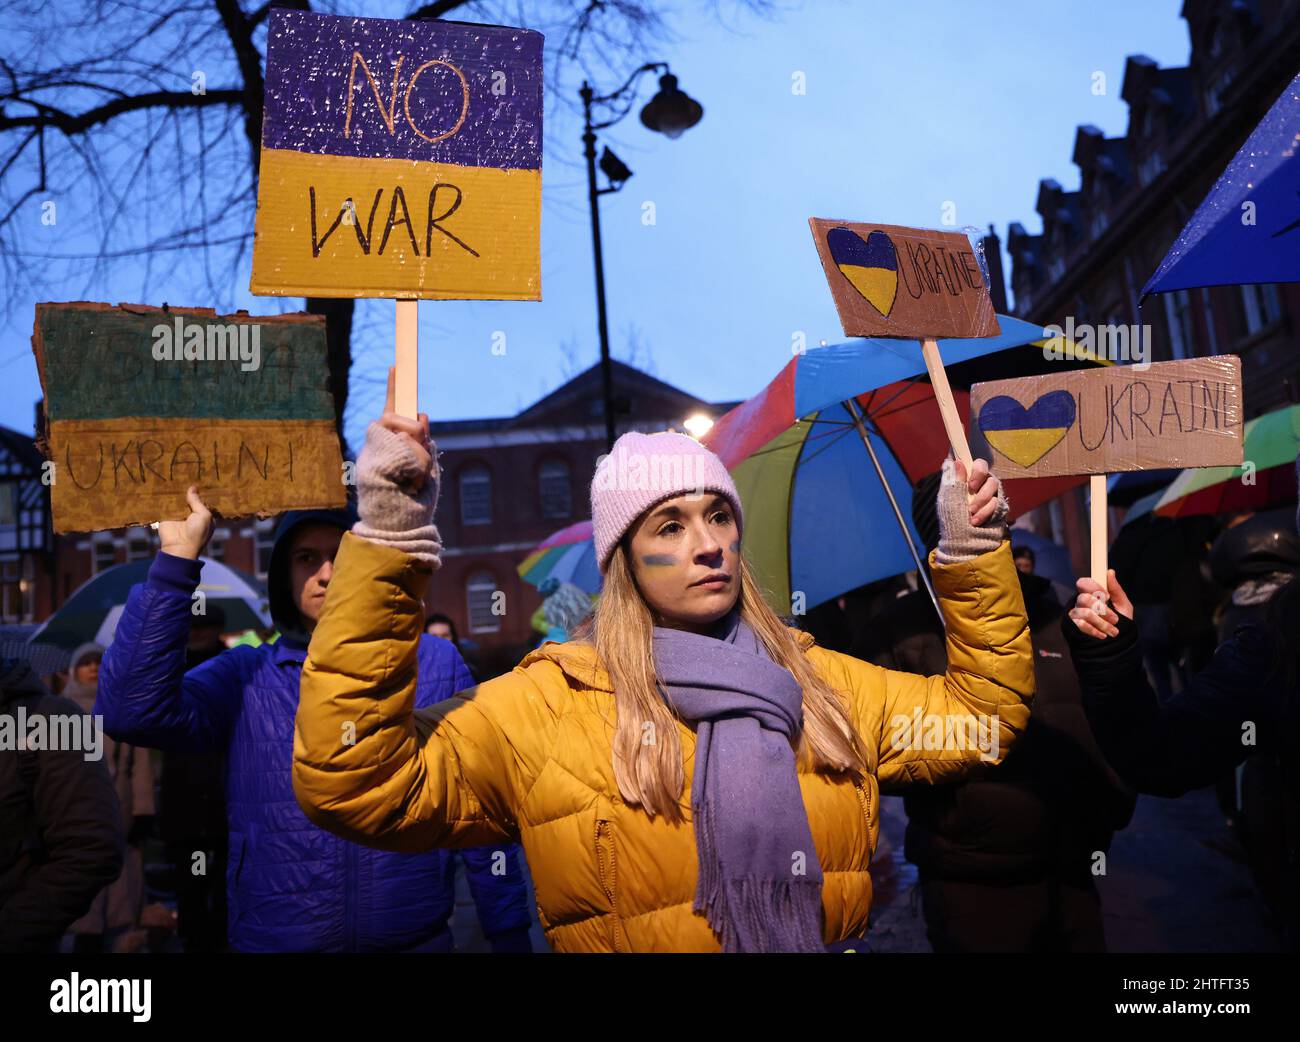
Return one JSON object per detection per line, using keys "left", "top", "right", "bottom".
{"left": 250, "top": 10, "right": 543, "bottom": 300}
{"left": 808, "top": 220, "right": 1001, "bottom": 339}
{"left": 969, "top": 355, "right": 1244, "bottom": 479}
{"left": 33, "top": 302, "right": 345, "bottom": 533}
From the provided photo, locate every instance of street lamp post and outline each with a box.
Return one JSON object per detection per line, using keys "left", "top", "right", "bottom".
{"left": 581, "top": 65, "right": 703, "bottom": 450}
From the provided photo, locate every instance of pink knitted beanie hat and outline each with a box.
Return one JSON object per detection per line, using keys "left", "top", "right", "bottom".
{"left": 590, "top": 431, "right": 744, "bottom": 572}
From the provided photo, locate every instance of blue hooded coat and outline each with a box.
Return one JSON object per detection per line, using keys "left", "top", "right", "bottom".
{"left": 97, "top": 509, "right": 533, "bottom": 952}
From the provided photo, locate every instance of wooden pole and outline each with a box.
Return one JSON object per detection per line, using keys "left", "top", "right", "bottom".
{"left": 395, "top": 299, "right": 419, "bottom": 419}
{"left": 920, "top": 337, "right": 973, "bottom": 471}
{"left": 1090, "top": 474, "right": 1108, "bottom": 588}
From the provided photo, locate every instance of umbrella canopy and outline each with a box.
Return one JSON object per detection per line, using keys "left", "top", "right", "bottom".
{"left": 1143, "top": 72, "right": 1300, "bottom": 295}
{"left": 1152, "top": 402, "right": 1300, "bottom": 518}
{"left": 32, "top": 557, "right": 270, "bottom": 651}
{"left": 0, "top": 625, "right": 71, "bottom": 674}
{"left": 703, "top": 315, "right": 1110, "bottom": 612}
{"left": 1106, "top": 467, "right": 1181, "bottom": 507}
{"left": 517, "top": 520, "right": 601, "bottom": 595}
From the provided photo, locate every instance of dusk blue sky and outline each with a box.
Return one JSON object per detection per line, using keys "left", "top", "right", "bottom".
{"left": 0, "top": 1, "right": 1192, "bottom": 449}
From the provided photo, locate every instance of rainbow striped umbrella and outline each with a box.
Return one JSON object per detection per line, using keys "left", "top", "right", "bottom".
{"left": 517, "top": 520, "right": 601, "bottom": 595}
{"left": 701, "top": 315, "right": 1109, "bottom": 614}
{"left": 1152, "top": 402, "right": 1300, "bottom": 518}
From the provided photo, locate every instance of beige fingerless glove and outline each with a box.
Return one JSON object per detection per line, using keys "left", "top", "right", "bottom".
{"left": 352, "top": 422, "right": 444, "bottom": 565}
{"left": 934, "top": 457, "right": 1011, "bottom": 564}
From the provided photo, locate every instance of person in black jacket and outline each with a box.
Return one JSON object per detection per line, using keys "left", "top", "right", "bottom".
{"left": 1064, "top": 458, "right": 1300, "bottom": 949}
{"left": 0, "top": 643, "right": 124, "bottom": 952}
{"left": 855, "top": 472, "right": 1136, "bottom": 952}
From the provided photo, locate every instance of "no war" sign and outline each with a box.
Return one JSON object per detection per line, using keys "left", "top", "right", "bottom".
{"left": 250, "top": 10, "right": 543, "bottom": 300}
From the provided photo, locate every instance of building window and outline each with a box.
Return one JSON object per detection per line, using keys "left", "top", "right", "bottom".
{"left": 1240, "top": 283, "right": 1281, "bottom": 336}
{"left": 1163, "top": 290, "right": 1195, "bottom": 360}
{"left": 460, "top": 465, "right": 492, "bottom": 526}
{"left": 538, "top": 459, "right": 572, "bottom": 520}
{"left": 209, "top": 534, "right": 226, "bottom": 562}
{"left": 254, "top": 518, "right": 275, "bottom": 580}
{"left": 92, "top": 537, "right": 116, "bottom": 575}
{"left": 1138, "top": 151, "right": 1166, "bottom": 186}
{"left": 125, "top": 527, "right": 154, "bottom": 562}
{"left": 1, "top": 558, "right": 32, "bottom": 623}
{"left": 0, "top": 483, "right": 15, "bottom": 526}
{"left": 466, "top": 571, "right": 500, "bottom": 634}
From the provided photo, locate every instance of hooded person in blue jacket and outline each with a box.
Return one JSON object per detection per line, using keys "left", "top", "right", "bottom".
{"left": 96, "top": 490, "right": 534, "bottom": 952}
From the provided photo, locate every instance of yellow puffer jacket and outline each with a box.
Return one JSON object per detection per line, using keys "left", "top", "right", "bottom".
{"left": 293, "top": 533, "right": 1035, "bottom": 952}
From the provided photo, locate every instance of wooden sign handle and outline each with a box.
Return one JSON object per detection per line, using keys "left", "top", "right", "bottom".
{"left": 395, "top": 299, "right": 419, "bottom": 419}
{"left": 920, "top": 337, "right": 973, "bottom": 472}
{"left": 1090, "top": 474, "right": 1108, "bottom": 589}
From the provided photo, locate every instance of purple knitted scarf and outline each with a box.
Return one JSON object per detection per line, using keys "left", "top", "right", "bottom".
{"left": 652, "top": 609, "right": 825, "bottom": 952}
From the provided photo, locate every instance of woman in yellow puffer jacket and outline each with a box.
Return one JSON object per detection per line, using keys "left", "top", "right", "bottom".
{"left": 292, "top": 384, "right": 1035, "bottom": 953}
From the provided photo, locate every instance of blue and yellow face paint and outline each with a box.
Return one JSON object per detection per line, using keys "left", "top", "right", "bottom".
{"left": 251, "top": 10, "right": 543, "bottom": 300}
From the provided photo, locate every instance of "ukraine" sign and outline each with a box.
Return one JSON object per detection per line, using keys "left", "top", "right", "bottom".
{"left": 250, "top": 10, "right": 543, "bottom": 300}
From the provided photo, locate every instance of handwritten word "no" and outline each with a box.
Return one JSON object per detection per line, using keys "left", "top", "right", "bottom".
{"left": 344, "top": 52, "right": 470, "bottom": 145}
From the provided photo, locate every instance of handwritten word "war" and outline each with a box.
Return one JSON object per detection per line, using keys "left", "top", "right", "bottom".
{"left": 309, "top": 184, "right": 479, "bottom": 260}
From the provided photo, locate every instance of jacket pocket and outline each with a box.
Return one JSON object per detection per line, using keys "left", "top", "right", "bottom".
{"left": 594, "top": 818, "right": 628, "bottom": 952}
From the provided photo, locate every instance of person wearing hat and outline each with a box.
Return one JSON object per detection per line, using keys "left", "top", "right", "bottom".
{"left": 0, "top": 639, "right": 124, "bottom": 952}
{"left": 1065, "top": 452, "right": 1300, "bottom": 949}
{"left": 95, "top": 383, "right": 536, "bottom": 953}
{"left": 62, "top": 642, "right": 156, "bottom": 952}
{"left": 293, "top": 396, "right": 1036, "bottom": 953}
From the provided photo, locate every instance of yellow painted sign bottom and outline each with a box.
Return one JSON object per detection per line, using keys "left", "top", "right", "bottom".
{"left": 48, "top": 417, "right": 345, "bottom": 532}
{"left": 251, "top": 148, "right": 541, "bottom": 299}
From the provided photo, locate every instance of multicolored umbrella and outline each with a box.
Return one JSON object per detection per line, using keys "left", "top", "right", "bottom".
{"left": 31, "top": 557, "right": 270, "bottom": 651}
{"left": 517, "top": 520, "right": 601, "bottom": 595}
{"left": 1143, "top": 71, "right": 1300, "bottom": 296}
{"left": 702, "top": 315, "right": 1111, "bottom": 614}
{"left": 1152, "top": 402, "right": 1300, "bottom": 518}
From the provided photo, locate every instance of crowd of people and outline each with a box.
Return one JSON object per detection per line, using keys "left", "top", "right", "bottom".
{"left": 1, "top": 381, "right": 1296, "bottom": 952}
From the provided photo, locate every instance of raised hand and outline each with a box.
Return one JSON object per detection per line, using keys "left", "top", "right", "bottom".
{"left": 951, "top": 456, "right": 1005, "bottom": 527}
{"left": 377, "top": 366, "right": 433, "bottom": 490}
{"left": 157, "top": 485, "right": 214, "bottom": 561}
{"left": 1068, "top": 569, "right": 1135, "bottom": 639}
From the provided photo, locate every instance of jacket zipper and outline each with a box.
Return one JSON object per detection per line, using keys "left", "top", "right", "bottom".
{"left": 852, "top": 777, "right": 872, "bottom": 831}
{"left": 595, "top": 819, "right": 626, "bottom": 952}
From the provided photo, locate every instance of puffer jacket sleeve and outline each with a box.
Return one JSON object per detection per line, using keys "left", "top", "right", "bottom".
{"left": 293, "top": 533, "right": 552, "bottom": 853}
{"left": 460, "top": 845, "right": 534, "bottom": 952}
{"left": 96, "top": 552, "right": 247, "bottom": 754}
{"left": 823, "top": 541, "right": 1035, "bottom": 788}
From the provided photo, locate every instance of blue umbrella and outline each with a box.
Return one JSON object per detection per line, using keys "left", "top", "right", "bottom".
{"left": 702, "top": 315, "right": 1106, "bottom": 614}
{"left": 1142, "top": 72, "right": 1300, "bottom": 296}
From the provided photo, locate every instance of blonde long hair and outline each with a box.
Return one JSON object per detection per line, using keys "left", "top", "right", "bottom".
{"left": 571, "top": 543, "right": 870, "bottom": 823}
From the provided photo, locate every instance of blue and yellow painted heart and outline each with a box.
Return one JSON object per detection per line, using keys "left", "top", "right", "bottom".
{"left": 978, "top": 390, "right": 1076, "bottom": 468}
{"left": 826, "top": 227, "right": 898, "bottom": 318}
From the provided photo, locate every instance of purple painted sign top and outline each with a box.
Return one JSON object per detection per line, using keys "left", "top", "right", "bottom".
{"left": 261, "top": 9, "right": 543, "bottom": 170}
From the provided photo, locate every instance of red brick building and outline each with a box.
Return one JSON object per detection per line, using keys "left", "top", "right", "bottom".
{"left": 1004, "top": 0, "right": 1300, "bottom": 571}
